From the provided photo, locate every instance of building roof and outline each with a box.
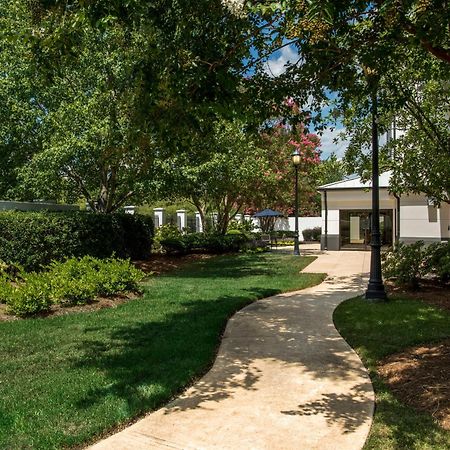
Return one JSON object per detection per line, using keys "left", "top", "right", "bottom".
{"left": 318, "top": 171, "right": 391, "bottom": 191}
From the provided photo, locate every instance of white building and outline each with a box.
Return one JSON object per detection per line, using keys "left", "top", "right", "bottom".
{"left": 318, "top": 172, "right": 450, "bottom": 250}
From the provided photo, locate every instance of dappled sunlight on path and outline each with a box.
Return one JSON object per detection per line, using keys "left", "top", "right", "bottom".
{"left": 90, "top": 250, "right": 374, "bottom": 450}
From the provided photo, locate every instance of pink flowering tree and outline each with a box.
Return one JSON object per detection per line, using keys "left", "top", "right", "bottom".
{"left": 244, "top": 122, "right": 321, "bottom": 216}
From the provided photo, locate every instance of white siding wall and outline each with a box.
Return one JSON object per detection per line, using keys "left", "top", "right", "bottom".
{"left": 400, "top": 194, "right": 444, "bottom": 239}
{"left": 440, "top": 203, "right": 450, "bottom": 240}
{"left": 253, "top": 216, "right": 321, "bottom": 240}
{"left": 321, "top": 190, "right": 445, "bottom": 242}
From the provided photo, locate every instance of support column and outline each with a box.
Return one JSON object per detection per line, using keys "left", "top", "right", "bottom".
{"left": 195, "top": 212, "right": 203, "bottom": 233}
{"left": 176, "top": 209, "right": 187, "bottom": 232}
{"left": 153, "top": 208, "right": 165, "bottom": 228}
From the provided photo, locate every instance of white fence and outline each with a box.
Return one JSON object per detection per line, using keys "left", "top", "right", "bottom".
{"left": 152, "top": 207, "right": 321, "bottom": 240}
{"left": 273, "top": 216, "right": 322, "bottom": 240}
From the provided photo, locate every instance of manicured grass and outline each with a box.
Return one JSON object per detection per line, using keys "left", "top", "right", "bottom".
{"left": 0, "top": 253, "right": 324, "bottom": 449}
{"left": 334, "top": 296, "right": 450, "bottom": 450}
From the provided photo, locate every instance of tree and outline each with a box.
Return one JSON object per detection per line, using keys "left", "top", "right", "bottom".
{"left": 13, "top": 23, "right": 159, "bottom": 212}
{"left": 342, "top": 49, "right": 449, "bottom": 203}
{"left": 245, "top": 121, "right": 322, "bottom": 217}
{"left": 313, "top": 154, "right": 347, "bottom": 187}
{"left": 241, "top": 0, "right": 449, "bottom": 203}
{"left": 155, "top": 119, "right": 267, "bottom": 234}
{"left": 0, "top": 1, "right": 44, "bottom": 198}
{"left": 4, "top": 1, "right": 267, "bottom": 211}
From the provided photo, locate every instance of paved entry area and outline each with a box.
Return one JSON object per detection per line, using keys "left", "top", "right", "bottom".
{"left": 91, "top": 250, "right": 373, "bottom": 450}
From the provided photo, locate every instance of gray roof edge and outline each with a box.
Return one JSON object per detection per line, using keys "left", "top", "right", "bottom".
{"left": 317, "top": 171, "right": 391, "bottom": 190}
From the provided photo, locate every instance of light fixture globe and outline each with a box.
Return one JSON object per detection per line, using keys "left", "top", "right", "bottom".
{"left": 291, "top": 148, "right": 301, "bottom": 166}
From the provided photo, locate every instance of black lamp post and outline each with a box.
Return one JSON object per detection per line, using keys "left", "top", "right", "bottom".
{"left": 292, "top": 149, "right": 301, "bottom": 256}
{"left": 365, "top": 89, "right": 387, "bottom": 301}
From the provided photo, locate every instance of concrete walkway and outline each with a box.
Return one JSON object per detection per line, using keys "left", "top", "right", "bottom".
{"left": 90, "top": 248, "right": 374, "bottom": 450}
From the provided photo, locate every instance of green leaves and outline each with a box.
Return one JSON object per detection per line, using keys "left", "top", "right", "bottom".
{"left": 1, "top": 256, "right": 145, "bottom": 317}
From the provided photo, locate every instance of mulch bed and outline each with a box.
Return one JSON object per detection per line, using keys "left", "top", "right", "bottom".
{"left": 378, "top": 339, "right": 450, "bottom": 430}
{"left": 387, "top": 280, "right": 450, "bottom": 312}
{"left": 379, "top": 281, "right": 450, "bottom": 430}
{"left": 0, "top": 292, "right": 139, "bottom": 322}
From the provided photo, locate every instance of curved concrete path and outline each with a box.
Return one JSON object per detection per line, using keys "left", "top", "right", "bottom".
{"left": 90, "top": 248, "right": 374, "bottom": 450}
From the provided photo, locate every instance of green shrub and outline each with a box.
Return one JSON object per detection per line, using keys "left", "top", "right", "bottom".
{"left": 154, "top": 228, "right": 249, "bottom": 255}
{"left": 228, "top": 219, "right": 255, "bottom": 233}
{"left": 424, "top": 241, "right": 450, "bottom": 283}
{"left": 382, "top": 241, "right": 426, "bottom": 289}
{"left": 48, "top": 257, "right": 145, "bottom": 301}
{"left": 182, "top": 232, "right": 207, "bottom": 251}
{"left": 271, "top": 230, "right": 296, "bottom": 239}
{"left": 311, "top": 227, "right": 322, "bottom": 241}
{"left": 5, "top": 272, "right": 53, "bottom": 316}
{"left": 0, "top": 211, "right": 154, "bottom": 271}
{"left": 155, "top": 225, "right": 187, "bottom": 255}
{"left": 88, "top": 258, "right": 145, "bottom": 296}
{"left": 201, "top": 232, "right": 249, "bottom": 253}
{"left": 47, "top": 257, "right": 99, "bottom": 305}
{"left": 302, "top": 227, "right": 321, "bottom": 241}
{"left": 154, "top": 225, "right": 183, "bottom": 253}
{"left": 1, "top": 257, "right": 146, "bottom": 316}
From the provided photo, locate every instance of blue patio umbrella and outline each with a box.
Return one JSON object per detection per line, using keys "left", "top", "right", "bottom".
{"left": 253, "top": 208, "right": 284, "bottom": 217}
{"left": 253, "top": 209, "right": 284, "bottom": 233}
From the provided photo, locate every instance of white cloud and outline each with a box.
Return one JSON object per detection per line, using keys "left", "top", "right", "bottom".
{"left": 317, "top": 126, "right": 350, "bottom": 159}
{"left": 264, "top": 46, "right": 298, "bottom": 77}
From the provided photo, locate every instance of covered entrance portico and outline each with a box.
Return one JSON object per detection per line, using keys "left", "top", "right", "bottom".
{"left": 319, "top": 172, "right": 449, "bottom": 251}
{"left": 318, "top": 173, "right": 397, "bottom": 251}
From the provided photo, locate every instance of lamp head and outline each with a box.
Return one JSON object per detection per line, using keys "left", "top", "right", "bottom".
{"left": 291, "top": 148, "right": 301, "bottom": 166}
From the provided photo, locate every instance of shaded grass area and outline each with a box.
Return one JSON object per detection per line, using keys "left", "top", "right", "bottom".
{"left": 334, "top": 297, "right": 450, "bottom": 450}
{"left": 0, "top": 253, "right": 324, "bottom": 449}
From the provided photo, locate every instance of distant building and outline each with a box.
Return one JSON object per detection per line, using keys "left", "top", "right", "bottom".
{"left": 318, "top": 172, "right": 449, "bottom": 250}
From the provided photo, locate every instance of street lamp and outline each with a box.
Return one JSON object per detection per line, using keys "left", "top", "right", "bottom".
{"left": 292, "top": 148, "right": 301, "bottom": 256}
{"left": 365, "top": 89, "right": 387, "bottom": 301}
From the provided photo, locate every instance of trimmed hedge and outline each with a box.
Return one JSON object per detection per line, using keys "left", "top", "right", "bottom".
{"left": 154, "top": 225, "right": 250, "bottom": 255}
{"left": 0, "top": 211, "right": 154, "bottom": 271}
{"left": 302, "top": 227, "right": 321, "bottom": 241}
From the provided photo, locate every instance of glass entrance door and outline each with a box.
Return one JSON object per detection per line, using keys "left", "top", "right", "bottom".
{"left": 340, "top": 210, "right": 393, "bottom": 249}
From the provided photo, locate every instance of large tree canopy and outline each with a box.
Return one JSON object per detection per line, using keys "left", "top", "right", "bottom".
{"left": 241, "top": 0, "right": 449, "bottom": 202}
{"left": 0, "top": 1, "right": 45, "bottom": 198}
{"left": 2, "top": 0, "right": 447, "bottom": 211}
{"left": 2, "top": 0, "right": 270, "bottom": 210}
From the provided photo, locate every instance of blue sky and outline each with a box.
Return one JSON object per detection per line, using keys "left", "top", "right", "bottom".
{"left": 264, "top": 46, "right": 350, "bottom": 160}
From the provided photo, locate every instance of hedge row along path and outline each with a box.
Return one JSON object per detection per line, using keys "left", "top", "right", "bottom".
{"left": 91, "top": 248, "right": 374, "bottom": 450}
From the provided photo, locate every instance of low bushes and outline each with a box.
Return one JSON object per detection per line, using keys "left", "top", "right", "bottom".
{"left": 425, "top": 242, "right": 450, "bottom": 283}
{"left": 228, "top": 219, "right": 256, "bottom": 233}
{"left": 0, "top": 257, "right": 145, "bottom": 317}
{"left": 270, "top": 230, "right": 297, "bottom": 239}
{"left": 154, "top": 225, "right": 250, "bottom": 255}
{"left": 0, "top": 211, "right": 154, "bottom": 271}
{"left": 382, "top": 241, "right": 450, "bottom": 289}
{"left": 302, "top": 227, "right": 321, "bottom": 241}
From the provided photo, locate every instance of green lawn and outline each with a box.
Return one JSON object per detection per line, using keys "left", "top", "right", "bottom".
{"left": 334, "top": 296, "right": 450, "bottom": 450}
{"left": 0, "top": 253, "right": 324, "bottom": 449}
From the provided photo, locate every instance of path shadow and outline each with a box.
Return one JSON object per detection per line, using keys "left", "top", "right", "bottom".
{"left": 280, "top": 381, "right": 372, "bottom": 433}
{"left": 71, "top": 271, "right": 372, "bottom": 436}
